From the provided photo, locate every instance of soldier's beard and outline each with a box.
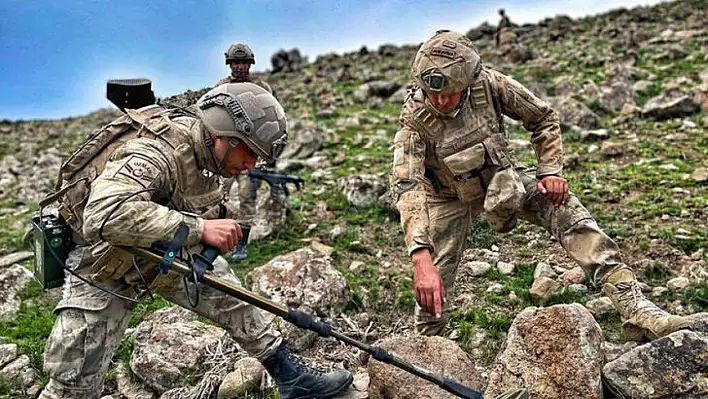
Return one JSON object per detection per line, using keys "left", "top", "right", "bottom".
{"left": 231, "top": 70, "right": 249, "bottom": 82}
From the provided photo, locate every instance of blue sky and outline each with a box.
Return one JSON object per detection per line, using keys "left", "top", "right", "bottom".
{"left": 0, "top": 0, "right": 662, "bottom": 120}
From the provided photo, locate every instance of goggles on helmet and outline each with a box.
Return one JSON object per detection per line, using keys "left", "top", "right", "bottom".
{"left": 420, "top": 68, "right": 448, "bottom": 92}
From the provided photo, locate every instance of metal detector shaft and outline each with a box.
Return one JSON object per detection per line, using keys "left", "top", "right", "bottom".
{"left": 124, "top": 246, "right": 483, "bottom": 399}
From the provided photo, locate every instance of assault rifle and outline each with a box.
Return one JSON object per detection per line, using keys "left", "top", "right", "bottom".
{"left": 248, "top": 168, "right": 304, "bottom": 197}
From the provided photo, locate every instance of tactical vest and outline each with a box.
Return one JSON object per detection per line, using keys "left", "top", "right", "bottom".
{"left": 43, "top": 105, "right": 195, "bottom": 242}
{"left": 409, "top": 72, "right": 510, "bottom": 202}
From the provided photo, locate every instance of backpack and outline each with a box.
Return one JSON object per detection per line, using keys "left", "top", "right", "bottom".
{"left": 41, "top": 105, "right": 194, "bottom": 241}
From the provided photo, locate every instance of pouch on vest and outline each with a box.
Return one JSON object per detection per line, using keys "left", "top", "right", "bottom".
{"left": 483, "top": 168, "right": 526, "bottom": 233}
{"left": 90, "top": 245, "right": 140, "bottom": 282}
{"left": 441, "top": 142, "right": 486, "bottom": 202}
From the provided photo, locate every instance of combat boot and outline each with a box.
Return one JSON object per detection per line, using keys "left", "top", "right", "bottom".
{"left": 262, "top": 345, "right": 353, "bottom": 399}
{"left": 602, "top": 269, "right": 690, "bottom": 341}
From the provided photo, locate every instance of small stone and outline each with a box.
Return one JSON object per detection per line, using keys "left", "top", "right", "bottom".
{"left": 330, "top": 225, "right": 345, "bottom": 239}
{"left": 497, "top": 261, "right": 515, "bottom": 275}
{"left": 486, "top": 283, "right": 504, "bottom": 294}
{"left": 580, "top": 129, "right": 610, "bottom": 141}
{"left": 306, "top": 223, "right": 318, "bottom": 234}
{"left": 561, "top": 266, "right": 585, "bottom": 285}
{"left": 508, "top": 291, "right": 518, "bottom": 301}
{"left": 491, "top": 245, "right": 499, "bottom": 252}
{"left": 586, "top": 297, "right": 616, "bottom": 317}
{"left": 0, "top": 251, "right": 33, "bottom": 268}
{"left": 600, "top": 141, "right": 625, "bottom": 156}
{"left": 352, "top": 372, "right": 370, "bottom": 391}
{"left": 465, "top": 261, "right": 492, "bottom": 277}
{"left": 651, "top": 286, "right": 669, "bottom": 297}
{"left": 661, "top": 214, "right": 670, "bottom": 220}
{"left": 666, "top": 276, "right": 690, "bottom": 291}
{"left": 218, "top": 357, "right": 264, "bottom": 399}
{"left": 311, "top": 240, "right": 334, "bottom": 256}
{"left": 530, "top": 277, "right": 561, "bottom": 298}
{"left": 566, "top": 284, "right": 588, "bottom": 295}
{"left": 691, "top": 167, "right": 708, "bottom": 182}
{"left": 0, "top": 343, "right": 18, "bottom": 369}
{"left": 349, "top": 261, "right": 366, "bottom": 273}
{"left": 533, "top": 262, "right": 557, "bottom": 280}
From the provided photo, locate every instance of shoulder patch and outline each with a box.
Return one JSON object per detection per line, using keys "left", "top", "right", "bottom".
{"left": 442, "top": 40, "right": 457, "bottom": 49}
{"left": 414, "top": 108, "right": 444, "bottom": 133}
{"left": 470, "top": 80, "right": 489, "bottom": 108}
{"left": 114, "top": 154, "right": 162, "bottom": 189}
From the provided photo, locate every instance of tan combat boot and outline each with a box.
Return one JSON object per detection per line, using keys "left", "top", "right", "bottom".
{"left": 602, "top": 269, "right": 690, "bottom": 341}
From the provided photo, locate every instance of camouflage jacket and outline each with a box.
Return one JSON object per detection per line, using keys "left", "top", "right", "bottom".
{"left": 392, "top": 68, "right": 563, "bottom": 255}
{"left": 82, "top": 113, "right": 237, "bottom": 255}
{"left": 213, "top": 75, "right": 273, "bottom": 94}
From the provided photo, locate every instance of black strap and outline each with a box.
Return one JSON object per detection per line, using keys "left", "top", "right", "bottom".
{"left": 157, "top": 223, "right": 189, "bottom": 274}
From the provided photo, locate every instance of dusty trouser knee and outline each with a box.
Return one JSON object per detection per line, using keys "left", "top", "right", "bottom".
{"left": 415, "top": 197, "right": 478, "bottom": 336}
{"left": 517, "top": 170, "right": 626, "bottom": 285}
{"left": 155, "top": 255, "right": 281, "bottom": 359}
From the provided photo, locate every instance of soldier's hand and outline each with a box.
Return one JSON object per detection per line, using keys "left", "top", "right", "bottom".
{"left": 538, "top": 175, "right": 569, "bottom": 208}
{"left": 412, "top": 249, "right": 445, "bottom": 318}
{"left": 201, "top": 219, "right": 243, "bottom": 254}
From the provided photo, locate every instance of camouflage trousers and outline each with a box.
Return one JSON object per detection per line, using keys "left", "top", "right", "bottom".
{"left": 416, "top": 169, "right": 628, "bottom": 336}
{"left": 39, "top": 246, "right": 281, "bottom": 399}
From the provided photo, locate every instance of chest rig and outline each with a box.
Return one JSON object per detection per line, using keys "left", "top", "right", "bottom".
{"left": 412, "top": 73, "right": 510, "bottom": 202}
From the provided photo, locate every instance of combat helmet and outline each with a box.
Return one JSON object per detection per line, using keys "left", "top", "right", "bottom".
{"left": 412, "top": 30, "right": 482, "bottom": 94}
{"left": 225, "top": 43, "right": 256, "bottom": 65}
{"left": 197, "top": 82, "right": 287, "bottom": 168}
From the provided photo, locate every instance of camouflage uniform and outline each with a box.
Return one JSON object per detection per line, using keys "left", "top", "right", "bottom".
{"left": 496, "top": 9, "right": 515, "bottom": 48}
{"left": 40, "top": 104, "right": 281, "bottom": 398}
{"left": 393, "top": 31, "right": 689, "bottom": 339}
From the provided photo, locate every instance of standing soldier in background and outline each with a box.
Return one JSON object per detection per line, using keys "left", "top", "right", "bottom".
{"left": 496, "top": 9, "right": 515, "bottom": 48}
{"left": 215, "top": 43, "right": 285, "bottom": 259}
{"left": 391, "top": 30, "right": 692, "bottom": 341}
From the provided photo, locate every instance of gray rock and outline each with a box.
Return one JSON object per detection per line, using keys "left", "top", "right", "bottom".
{"left": 116, "top": 363, "right": 156, "bottom": 399}
{"left": 217, "top": 357, "right": 264, "bottom": 399}
{"left": 585, "top": 297, "right": 616, "bottom": 317}
{"left": 642, "top": 89, "right": 700, "bottom": 120}
{"left": 533, "top": 262, "right": 557, "bottom": 280}
{"left": 551, "top": 96, "right": 600, "bottom": 130}
{"left": 580, "top": 129, "right": 610, "bottom": 141}
{"left": 497, "top": 261, "right": 515, "bottom": 275}
{"left": 131, "top": 319, "right": 227, "bottom": 394}
{"left": 279, "top": 118, "right": 327, "bottom": 161}
{"left": 565, "top": 284, "right": 589, "bottom": 295}
{"left": 0, "top": 344, "right": 18, "bottom": 369}
{"left": 667, "top": 276, "right": 690, "bottom": 291}
{"left": 461, "top": 260, "right": 492, "bottom": 277}
{"left": 602, "top": 81, "right": 635, "bottom": 112}
{"left": 249, "top": 247, "right": 349, "bottom": 351}
{"left": 0, "top": 354, "right": 37, "bottom": 387}
{"left": 367, "top": 335, "right": 485, "bottom": 399}
{"left": 0, "top": 251, "right": 33, "bottom": 268}
{"left": 485, "top": 304, "right": 603, "bottom": 399}
{"left": 338, "top": 174, "right": 386, "bottom": 208}
{"left": 603, "top": 330, "right": 708, "bottom": 398}
{"left": 0, "top": 265, "right": 34, "bottom": 319}
{"left": 602, "top": 341, "right": 638, "bottom": 363}
{"left": 529, "top": 277, "right": 561, "bottom": 298}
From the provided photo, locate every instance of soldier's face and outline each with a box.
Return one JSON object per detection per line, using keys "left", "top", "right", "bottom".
{"left": 229, "top": 61, "right": 251, "bottom": 80}
{"left": 213, "top": 136, "right": 258, "bottom": 175}
{"left": 427, "top": 90, "right": 463, "bottom": 114}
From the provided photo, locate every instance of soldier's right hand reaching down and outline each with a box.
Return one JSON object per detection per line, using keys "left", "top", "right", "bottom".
{"left": 412, "top": 249, "right": 445, "bottom": 318}
{"left": 201, "top": 219, "right": 243, "bottom": 254}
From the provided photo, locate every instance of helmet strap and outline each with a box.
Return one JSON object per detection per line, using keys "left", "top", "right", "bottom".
{"left": 207, "top": 135, "right": 240, "bottom": 177}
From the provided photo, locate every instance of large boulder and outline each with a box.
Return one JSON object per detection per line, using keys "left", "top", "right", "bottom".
{"left": 353, "top": 80, "right": 402, "bottom": 103}
{"left": 642, "top": 89, "right": 700, "bottom": 120}
{"left": 249, "top": 248, "right": 349, "bottom": 351}
{"left": 550, "top": 97, "right": 600, "bottom": 130}
{"left": 485, "top": 304, "right": 603, "bottom": 399}
{"left": 367, "top": 335, "right": 485, "bottom": 399}
{"left": 603, "top": 330, "right": 708, "bottom": 398}
{"left": 130, "top": 307, "right": 227, "bottom": 394}
{"left": 0, "top": 265, "right": 34, "bottom": 319}
{"left": 279, "top": 118, "right": 327, "bottom": 161}
{"left": 271, "top": 48, "right": 305, "bottom": 73}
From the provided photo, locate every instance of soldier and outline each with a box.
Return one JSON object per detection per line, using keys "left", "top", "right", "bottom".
{"left": 391, "top": 30, "right": 691, "bottom": 340}
{"left": 39, "top": 83, "right": 352, "bottom": 399}
{"left": 496, "top": 9, "right": 514, "bottom": 48}
{"left": 215, "top": 42, "right": 273, "bottom": 93}
{"left": 215, "top": 43, "right": 284, "bottom": 259}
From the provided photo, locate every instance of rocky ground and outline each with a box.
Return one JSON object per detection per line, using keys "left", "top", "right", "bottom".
{"left": 0, "top": 0, "right": 707, "bottom": 398}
